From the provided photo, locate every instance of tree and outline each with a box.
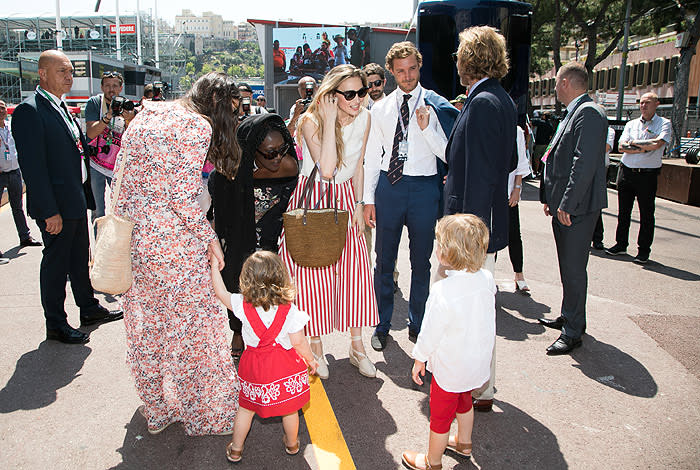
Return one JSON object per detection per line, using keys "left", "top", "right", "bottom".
{"left": 671, "top": 5, "right": 700, "bottom": 157}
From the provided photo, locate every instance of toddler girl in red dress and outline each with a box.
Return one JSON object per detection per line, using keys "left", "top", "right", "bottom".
{"left": 211, "top": 250, "right": 318, "bottom": 463}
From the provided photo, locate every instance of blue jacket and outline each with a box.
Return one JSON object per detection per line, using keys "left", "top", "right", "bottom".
{"left": 12, "top": 91, "right": 95, "bottom": 221}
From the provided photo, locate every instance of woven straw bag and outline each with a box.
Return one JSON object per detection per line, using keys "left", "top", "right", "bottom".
{"left": 90, "top": 152, "right": 136, "bottom": 294}
{"left": 283, "top": 165, "right": 348, "bottom": 268}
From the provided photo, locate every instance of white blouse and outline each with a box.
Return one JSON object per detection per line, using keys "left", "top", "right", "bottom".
{"left": 230, "top": 293, "right": 309, "bottom": 350}
{"left": 412, "top": 269, "right": 496, "bottom": 393}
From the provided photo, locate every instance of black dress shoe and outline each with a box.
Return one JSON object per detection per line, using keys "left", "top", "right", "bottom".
{"left": 371, "top": 332, "right": 388, "bottom": 351}
{"left": 473, "top": 398, "right": 493, "bottom": 412}
{"left": 592, "top": 241, "right": 605, "bottom": 250}
{"left": 538, "top": 316, "right": 565, "bottom": 330}
{"left": 81, "top": 307, "right": 124, "bottom": 327}
{"left": 408, "top": 330, "right": 419, "bottom": 343}
{"left": 20, "top": 236, "right": 43, "bottom": 247}
{"left": 47, "top": 324, "right": 90, "bottom": 344}
{"left": 546, "top": 334, "right": 582, "bottom": 355}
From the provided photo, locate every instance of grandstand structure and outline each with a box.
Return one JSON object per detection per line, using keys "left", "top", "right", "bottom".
{"left": 0, "top": 14, "right": 186, "bottom": 104}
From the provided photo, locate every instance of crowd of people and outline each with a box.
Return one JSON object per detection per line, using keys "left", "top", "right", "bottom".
{"left": 1, "top": 22, "right": 672, "bottom": 468}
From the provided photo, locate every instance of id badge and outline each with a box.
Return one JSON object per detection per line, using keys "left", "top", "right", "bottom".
{"left": 3, "top": 149, "right": 9, "bottom": 161}
{"left": 398, "top": 139, "right": 409, "bottom": 162}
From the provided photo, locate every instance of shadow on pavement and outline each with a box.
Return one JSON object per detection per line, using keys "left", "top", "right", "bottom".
{"left": 322, "top": 371, "right": 396, "bottom": 470}
{"left": 0, "top": 341, "right": 91, "bottom": 412}
{"left": 496, "top": 291, "right": 552, "bottom": 342}
{"left": 571, "top": 334, "right": 657, "bottom": 398}
{"left": 1, "top": 245, "right": 28, "bottom": 260}
{"left": 641, "top": 260, "right": 700, "bottom": 281}
{"left": 112, "top": 408, "right": 313, "bottom": 469}
{"left": 453, "top": 401, "right": 568, "bottom": 470}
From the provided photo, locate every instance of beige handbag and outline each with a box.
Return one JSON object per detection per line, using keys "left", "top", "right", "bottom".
{"left": 283, "top": 165, "right": 348, "bottom": 268}
{"left": 90, "top": 152, "right": 136, "bottom": 294}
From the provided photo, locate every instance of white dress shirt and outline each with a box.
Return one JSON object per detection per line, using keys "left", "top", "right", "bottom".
{"left": 230, "top": 293, "right": 309, "bottom": 350}
{"left": 508, "top": 126, "right": 532, "bottom": 197}
{"left": 363, "top": 84, "right": 448, "bottom": 205}
{"left": 605, "top": 126, "right": 615, "bottom": 167}
{"left": 620, "top": 114, "right": 671, "bottom": 169}
{"left": 411, "top": 268, "right": 496, "bottom": 393}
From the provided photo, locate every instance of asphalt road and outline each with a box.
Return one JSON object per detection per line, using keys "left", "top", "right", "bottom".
{"left": 1, "top": 179, "right": 699, "bottom": 469}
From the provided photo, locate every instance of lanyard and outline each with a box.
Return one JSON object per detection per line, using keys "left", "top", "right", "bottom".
{"left": 37, "top": 86, "right": 81, "bottom": 144}
{"left": 396, "top": 87, "right": 422, "bottom": 139}
{"left": 0, "top": 125, "right": 10, "bottom": 149}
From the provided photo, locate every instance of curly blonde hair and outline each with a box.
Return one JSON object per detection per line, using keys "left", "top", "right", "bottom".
{"left": 435, "top": 214, "right": 489, "bottom": 273}
{"left": 385, "top": 41, "right": 422, "bottom": 71}
{"left": 239, "top": 251, "right": 296, "bottom": 310}
{"left": 299, "top": 64, "right": 367, "bottom": 170}
{"left": 456, "top": 26, "right": 509, "bottom": 82}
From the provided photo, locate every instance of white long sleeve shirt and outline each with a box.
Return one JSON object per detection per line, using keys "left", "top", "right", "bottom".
{"left": 508, "top": 126, "right": 532, "bottom": 197}
{"left": 412, "top": 268, "right": 496, "bottom": 393}
{"left": 363, "top": 84, "right": 448, "bottom": 205}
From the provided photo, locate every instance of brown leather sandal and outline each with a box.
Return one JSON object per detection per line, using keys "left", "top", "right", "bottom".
{"left": 401, "top": 450, "right": 442, "bottom": 470}
{"left": 226, "top": 442, "right": 243, "bottom": 463}
{"left": 446, "top": 435, "right": 472, "bottom": 457}
{"left": 283, "top": 435, "right": 300, "bottom": 455}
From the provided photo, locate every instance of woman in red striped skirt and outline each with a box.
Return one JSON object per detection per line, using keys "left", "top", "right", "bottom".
{"left": 279, "top": 65, "right": 379, "bottom": 379}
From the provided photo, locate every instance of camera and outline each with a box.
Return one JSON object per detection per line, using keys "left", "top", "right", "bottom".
{"left": 110, "top": 96, "right": 135, "bottom": 116}
{"left": 239, "top": 97, "right": 251, "bottom": 121}
{"left": 301, "top": 81, "right": 315, "bottom": 113}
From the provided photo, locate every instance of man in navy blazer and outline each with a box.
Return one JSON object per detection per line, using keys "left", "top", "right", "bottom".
{"left": 12, "top": 50, "right": 122, "bottom": 344}
{"left": 538, "top": 62, "right": 607, "bottom": 355}
{"left": 444, "top": 26, "right": 517, "bottom": 412}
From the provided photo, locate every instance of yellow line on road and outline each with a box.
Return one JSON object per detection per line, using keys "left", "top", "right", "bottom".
{"left": 302, "top": 375, "right": 356, "bottom": 470}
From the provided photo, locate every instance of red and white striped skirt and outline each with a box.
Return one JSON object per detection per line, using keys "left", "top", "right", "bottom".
{"left": 279, "top": 176, "right": 379, "bottom": 336}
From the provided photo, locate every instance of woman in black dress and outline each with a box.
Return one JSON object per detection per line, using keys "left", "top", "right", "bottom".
{"left": 210, "top": 113, "right": 299, "bottom": 356}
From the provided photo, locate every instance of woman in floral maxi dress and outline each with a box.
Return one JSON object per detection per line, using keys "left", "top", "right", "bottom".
{"left": 113, "top": 73, "right": 243, "bottom": 435}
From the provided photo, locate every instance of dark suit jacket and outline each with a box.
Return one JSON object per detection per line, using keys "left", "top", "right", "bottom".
{"left": 540, "top": 95, "right": 607, "bottom": 216}
{"left": 444, "top": 78, "right": 517, "bottom": 253}
{"left": 11, "top": 91, "right": 95, "bottom": 221}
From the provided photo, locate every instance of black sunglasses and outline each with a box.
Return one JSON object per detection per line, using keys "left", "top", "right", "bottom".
{"left": 451, "top": 52, "right": 458, "bottom": 63}
{"left": 368, "top": 79, "right": 383, "bottom": 88}
{"left": 334, "top": 87, "right": 369, "bottom": 101}
{"left": 256, "top": 144, "right": 291, "bottom": 160}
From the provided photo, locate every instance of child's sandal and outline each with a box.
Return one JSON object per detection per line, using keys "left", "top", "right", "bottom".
{"left": 446, "top": 435, "right": 472, "bottom": 457}
{"left": 226, "top": 442, "right": 243, "bottom": 463}
{"left": 283, "top": 435, "right": 300, "bottom": 455}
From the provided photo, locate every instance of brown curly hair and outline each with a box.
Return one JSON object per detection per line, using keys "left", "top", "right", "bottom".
{"left": 456, "top": 26, "right": 509, "bottom": 82}
{"left": 239, "top": 251, "right": 296, "bottom": 310}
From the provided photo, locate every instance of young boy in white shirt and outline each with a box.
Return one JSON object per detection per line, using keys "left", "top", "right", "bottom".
{"left": 402, "top": 214, "right": 496, "bottom": 470}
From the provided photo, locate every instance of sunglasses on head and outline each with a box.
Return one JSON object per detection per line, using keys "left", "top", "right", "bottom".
{"left": 256, "top": 144, "right": 291, "bottom": 160}
{"left": 334, "top": 87, "right": 369, "bottom": 101}
{"left": 368, "top": 79, "right": 383, "bottom": 88}
{"left": 102, "top": 71, "right": 121, "bottom": 78}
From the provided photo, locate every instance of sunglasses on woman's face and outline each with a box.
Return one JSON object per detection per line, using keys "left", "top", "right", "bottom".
{"left": 256, "top": 144, "right": 290, "bottom": 160}
{"left": 334, "top": 87, "right": 369, "bottom": 101}
{"left": 368, "top": 79, "right": 383, "bottom": 88}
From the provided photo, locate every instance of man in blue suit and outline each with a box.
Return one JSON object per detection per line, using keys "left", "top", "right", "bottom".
{"left": 444, "top": 26, "right": 517, "bottom": 412}
{"left": 12, "top": 50, "right": 122, "bottom": 344}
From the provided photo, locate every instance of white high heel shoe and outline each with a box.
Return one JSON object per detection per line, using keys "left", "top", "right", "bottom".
{"left": 310, "top": 338, "right": 329, "bottom": 379}
{"left": 349, "top": 336, "right": 376, "bottom": 378}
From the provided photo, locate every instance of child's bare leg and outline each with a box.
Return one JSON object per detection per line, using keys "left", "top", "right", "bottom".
{"left": 456, "top": 408, "right": 474, "bottom": 445}
{"left": 230, "top": 407, "right": 255, "bottom": 451}
{"left": 426, "top": 430, "right": 449, "bottom": 467}
{"left": 282, "top": 411, "right": 300, "bottom": 445}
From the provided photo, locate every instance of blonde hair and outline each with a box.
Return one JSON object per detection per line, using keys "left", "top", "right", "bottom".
{"left": 435, "top": 214, "right": 489, "bottom": 272}
{"left": 299, "top": 64, "right": 366, "bottom": 170}
{"left": 239, "top": 251, "right": 296, "bottom": 310}
{"left": 385, "top": 41, "right": 422, "bottom": 71}
{"left": 456, "top": 26, "right": 509, "bottom": 81}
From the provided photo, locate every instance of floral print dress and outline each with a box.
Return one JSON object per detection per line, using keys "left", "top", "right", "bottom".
{"left": 113, "top": 101, "right": 239, "bottom": 435}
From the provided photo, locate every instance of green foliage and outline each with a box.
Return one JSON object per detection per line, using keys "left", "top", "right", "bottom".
{"left": 178, "top": 40, "right": 264, "bottom": 91}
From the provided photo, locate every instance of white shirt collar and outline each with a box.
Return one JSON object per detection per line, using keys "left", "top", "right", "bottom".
{"left": 467, "top": 77, "right": 489, "bottom": 98}
{"left": 37, "top": 86, "right": 65, "bottom": 106}
{"left": 640, "top": 114, "right": 657, "bottom": 124}
{"left": 566, "top": 93, "right": 587, "bottom": 114}
{"left": 395, "top": 83, "right": 423, "bottom": 104}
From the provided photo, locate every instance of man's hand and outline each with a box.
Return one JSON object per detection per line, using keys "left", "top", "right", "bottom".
{"left": 45, "top": 214, "right": 63, "bottom": 234}
{"left": 543, "top": 203, "right": 551, "bottom": 217}
{"left": 363, "top": 204, "right": 376, "bottom": 228}
{"left": 122, "top": 109, "right": 136, "bottom": 125}
{"left": 557, "top": 208, "right": 572, "bottom": 226}
{"left": 415, "top": 106, "right": 430, "bottom": 130}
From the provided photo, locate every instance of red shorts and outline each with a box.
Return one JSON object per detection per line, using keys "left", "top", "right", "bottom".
{"left": 429, "top": 379, "right": 473, "bottom": 434}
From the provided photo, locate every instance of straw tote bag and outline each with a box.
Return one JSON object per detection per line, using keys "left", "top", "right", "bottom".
{"left": 90, "top": 152, "right": 136, "bottom": 294}
{"left": 283, "top": 165, "right": 348, "bottom": 268}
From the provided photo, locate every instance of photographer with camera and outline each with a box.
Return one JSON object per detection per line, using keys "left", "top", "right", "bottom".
{"left": 237, "top": 83, "right": 268, "bottom": 120}
{"left": 85, "top": 71, "right": 135, "bottom": 223}
{"left": 286, "top": 76, "right": 317, "bottom": 136}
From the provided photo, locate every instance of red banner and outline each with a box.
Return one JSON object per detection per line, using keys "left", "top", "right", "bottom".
{"left": 109, "top": 24, "right": 136, "bottom": 35}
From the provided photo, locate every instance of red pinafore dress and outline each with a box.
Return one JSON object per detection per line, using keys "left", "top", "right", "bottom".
{"left": 237, "top": 302, "right": 310, "bottom": 418}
